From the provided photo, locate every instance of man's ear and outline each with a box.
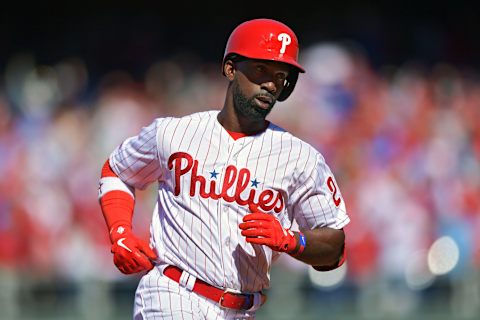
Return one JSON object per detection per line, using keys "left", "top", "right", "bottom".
{"left": 223, "top": 60, "right": 235, "bottom": 81}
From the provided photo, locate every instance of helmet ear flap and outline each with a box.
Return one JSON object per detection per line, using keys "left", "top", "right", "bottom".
{"left": 277, "top": 71, "right": 298, "bottom": 101}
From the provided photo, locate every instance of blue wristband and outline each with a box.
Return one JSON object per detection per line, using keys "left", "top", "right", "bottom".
{"left": 291, "top": 232, "right": 306, "bottom": 256}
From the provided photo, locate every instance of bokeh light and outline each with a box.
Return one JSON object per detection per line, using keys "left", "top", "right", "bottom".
{"left": 428, "top": 236, "right": 460, "bottom": 276}
{"left": 308, "top": 262, "right": 348, "bottom": 290}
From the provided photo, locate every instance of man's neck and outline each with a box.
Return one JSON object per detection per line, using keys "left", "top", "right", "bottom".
{"left": 217, "top": 108, "right": 268, "bottom": 135}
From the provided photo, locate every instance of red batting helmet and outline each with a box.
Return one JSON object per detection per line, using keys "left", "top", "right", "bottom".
{"left": 222, "top": 18, "right": 305, "bottom": 101}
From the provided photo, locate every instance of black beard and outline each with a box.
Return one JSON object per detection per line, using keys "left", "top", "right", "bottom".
{"left": 232, "top": 79, "right": 274, "bottom": 120}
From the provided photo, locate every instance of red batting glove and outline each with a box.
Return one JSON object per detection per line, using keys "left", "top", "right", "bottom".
{"left": 239, "top": 204, "right": 297, "bottom": 253}
{"left": 109, "top": 224, "right": 158, "bottom": 274}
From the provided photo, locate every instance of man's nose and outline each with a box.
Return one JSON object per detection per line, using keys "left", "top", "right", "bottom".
{"left": 260, "top": 79, "right": 277, "bottom": 96}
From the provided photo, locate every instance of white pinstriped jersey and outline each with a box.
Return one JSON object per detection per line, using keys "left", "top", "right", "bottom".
{"left": 109, "top": 110, "right": 350, "bottom": 292}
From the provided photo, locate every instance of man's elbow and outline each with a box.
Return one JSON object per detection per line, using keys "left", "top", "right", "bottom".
{"left": 313, "top": 228, "right": 346, "bottom": 271}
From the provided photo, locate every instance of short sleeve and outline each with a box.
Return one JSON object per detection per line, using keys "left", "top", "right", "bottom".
{"left": 290, "top": 153, "right": 350, "bottom": 230}
{"left": 109, "top": 119, "right": 162, "bottom": 190}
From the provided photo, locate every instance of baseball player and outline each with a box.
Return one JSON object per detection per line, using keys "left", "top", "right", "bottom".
{"left": 98, "top": 18, "right": 350, "bottom": 319}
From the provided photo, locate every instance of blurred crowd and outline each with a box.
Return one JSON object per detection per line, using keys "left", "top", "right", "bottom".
{"left": 0, "top": 41, "right": 479, "bottom": 319}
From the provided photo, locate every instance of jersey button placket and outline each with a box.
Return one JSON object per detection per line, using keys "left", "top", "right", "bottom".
{"left": 232, "top": 139, "right": 245, "bottom": 163}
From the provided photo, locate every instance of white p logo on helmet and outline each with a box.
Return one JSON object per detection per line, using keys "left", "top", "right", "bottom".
{"left": 277, "top": 33, "right": 292, "bottom": 54}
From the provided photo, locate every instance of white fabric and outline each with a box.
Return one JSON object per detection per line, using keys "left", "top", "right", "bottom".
{"left": 186, "top": 272, "right": 196, "bottom": 292}
{"left": 98, "top": 176, "right": 135, "bottom": 199}
{"left": 179, "top": 270, "right": 197, "bottom": 292}
{"left": 134, "top": 268, "right": 256, "bottom": 319}
{"left": 110, "top": 110, "right": 350, "bottom": 294}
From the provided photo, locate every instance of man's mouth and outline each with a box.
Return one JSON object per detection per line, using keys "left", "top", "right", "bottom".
{"left": 255, "top": 96, "right": 273, "bottom": 109}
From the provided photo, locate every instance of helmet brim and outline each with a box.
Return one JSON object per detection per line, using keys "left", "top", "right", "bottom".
{"left": 224, "top": 52, "right": 305, "bottom": 74}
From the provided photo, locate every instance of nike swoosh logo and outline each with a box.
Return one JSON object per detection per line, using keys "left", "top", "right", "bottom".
{"left": 117, "top": 238, "right": 132, "bottom": 252}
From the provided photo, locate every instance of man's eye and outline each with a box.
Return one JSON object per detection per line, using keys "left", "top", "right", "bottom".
{"left": 256, "top": 66, "right": 266, "bottom": 73}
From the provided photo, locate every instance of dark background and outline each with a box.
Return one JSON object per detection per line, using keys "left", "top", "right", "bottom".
{"left": 2, "top": 1, "right": 480, "bottom": 82}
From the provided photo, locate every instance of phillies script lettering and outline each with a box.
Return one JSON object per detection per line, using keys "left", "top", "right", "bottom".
{"left": 168, "top": 152, "right": 284, "bottom": 213}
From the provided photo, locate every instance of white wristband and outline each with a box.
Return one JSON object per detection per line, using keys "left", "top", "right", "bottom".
{"left": 98, "top": 177, "right": 135, "bottom": 199}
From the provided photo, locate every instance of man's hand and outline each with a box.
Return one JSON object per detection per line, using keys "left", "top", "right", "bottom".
{"left": 239, "top": 204, "right": 298, "bottom": 253}
{"left": 110, "top": 225, "right": 157, "bottom": 274}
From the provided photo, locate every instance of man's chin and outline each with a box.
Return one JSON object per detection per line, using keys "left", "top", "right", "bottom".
{"left": 254, "top": 107, "right": 271, "bottom": 118}
{"left": 233, "top": 99, "right": 273, "bottom": 119}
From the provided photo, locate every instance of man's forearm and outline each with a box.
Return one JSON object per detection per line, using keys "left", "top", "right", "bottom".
{"left": 290, "top": 227, "right": 345, "bottom": 267}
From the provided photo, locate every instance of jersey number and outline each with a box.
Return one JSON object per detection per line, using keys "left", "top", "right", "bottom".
{"left": 327, "top": 176, "right": 341, "bottom": 207}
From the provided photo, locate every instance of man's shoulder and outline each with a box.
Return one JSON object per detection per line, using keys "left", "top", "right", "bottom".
{"left": 269, "top": 123, "right": 320, "bottom": 153}
{"left": 161, "top": 110, "right": 218, "bottom": 121}
{"left": 153, "top": 110, "right": 219, "bottom": 126}
{"left": 183, "top": 110, "right": 219, "bottom": 120}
